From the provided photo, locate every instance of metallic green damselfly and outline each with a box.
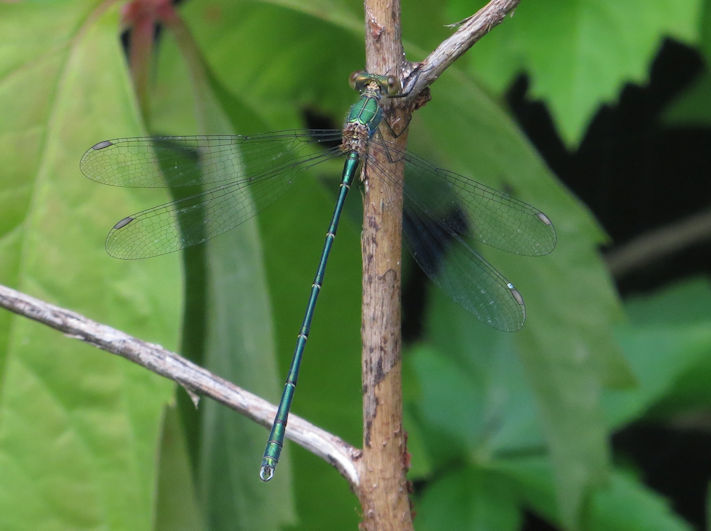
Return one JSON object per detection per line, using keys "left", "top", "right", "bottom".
{"left": 80, "top": 72, "right": 556, "bottom": 482}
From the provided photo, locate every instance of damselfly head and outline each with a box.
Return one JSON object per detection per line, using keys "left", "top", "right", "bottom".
{"left": 349, "top": 71, "right": 401, "bottom": 97}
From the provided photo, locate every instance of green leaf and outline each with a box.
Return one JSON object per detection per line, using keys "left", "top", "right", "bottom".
{"left": 691, "top": 0, "right": 711, "bottom": 60}
{"left": 664, "top": 0, "right": 711, "bottom": 126}
{"left": 587, "top": 469, "right": 692, "bottom": 530}
{"left": 492, "top": 457, "right": 691, "bottom": 529}
{"left": 403, "top": 403, "right": 433, "bottom": 479}
{"left": 406, "top": 339, "right": 542, "bottom": 468}
{"left": 0, "top": 3, "right": 179, "bottom": 529}
{"left": 417, "top": 466, "right": 521, "bottom": 530}
{"left": 604, "top": 278, "right": 711, "bottom": 426}
{"left": 455, "top": 0, "right": 702, "bottom": 147}
{"left": 155, "top": 406, "right": 204, "bottom": 531}
{"left": 662, "top": 71, "right": 711, "bottom": 126}
{"left": 148, "top": 24, "right": 295, "bottom": 531}
{"left": 182, "top": 2, "right": 367, "bottom": 529}
{"left": 408, "top": 70, "right": 627, "bottom": 527}
{"left": 408, "top": 345, "right": 493, "bottom": 458}
{"left": 417, "top": 278, "right": 711, "bottom": 528}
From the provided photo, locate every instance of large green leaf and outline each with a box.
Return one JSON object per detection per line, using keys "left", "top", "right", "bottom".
{"left": 664, "top": 0, "right": 711, "bottom": 126}
{"left": 492, "top": 457, "right": 692, "bottom": 529}
{"left": 604, "top": 278, "right": 711, "bottom": 426}
{"left": 155, "top": 406, "right": 203, "bottom": 531}
{"left": 409, "top": 70, "right": 626, "bottom": 527}
{"left": 408, "top": 276, "right": 711, "bottom": 527}
{"left": 0, "top": 3, "right": 179, "bottom": 529}
{"left": 455, "top": 0, "right": 702, "bottom": 147}
{"left": 182, "top": 2, "right": 366, "bottom": 529}
{"left": 662, "top": 71, "right": 711, "bottom": 125}
{"left": 148, "top": 25, "right": 295, "bottom": 530}
{"left": 417, "top": 466, "right": 521, "bottom": 530}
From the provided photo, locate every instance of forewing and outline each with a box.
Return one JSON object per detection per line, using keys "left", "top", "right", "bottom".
{"left": 362, "top": 140, "right": 543, "bottom": 330}
{"left": 90, "top": 131, "right": 343, "bottom": 258}
{"left": 80, "top": 130, "right": 342, "bottom": 188}
{"left": 400, "top": 150, "right": 556, "bottom": 256}
{"left": 402, "top": 197, "right": 527, "bottom": 332}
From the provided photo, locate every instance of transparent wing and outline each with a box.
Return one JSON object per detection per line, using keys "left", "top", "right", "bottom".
{"left": 364, "top": 140, "right": 556, "bottom": 331}
{"left": 402, "top": 203, "right": 526, "bottom": 331}
{"left": 80, "top": 130, "right": 344, "bottom": 259}
{"left": 396, "top": 148, "right": 556, "bottom": 256}
{"left": 80, "top": 130, "right": 342, "bottom": 187}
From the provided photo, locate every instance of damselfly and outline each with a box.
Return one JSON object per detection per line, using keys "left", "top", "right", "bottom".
{"left": 80, "top": 71, "right": 556, "bottom": 481}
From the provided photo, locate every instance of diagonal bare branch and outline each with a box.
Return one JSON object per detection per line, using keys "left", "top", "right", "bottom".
{"left": 403, "top": 0, "right": 520, "bottom": 96}
{"left": 0, "top": 283, "right": 361, "bottom": 486}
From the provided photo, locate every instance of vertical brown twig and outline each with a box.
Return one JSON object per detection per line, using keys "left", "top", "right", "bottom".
{"left": 359, "top": 0, "right": 413, "bottom": 529}
{"left": 358, "top": 1, "right": 521, "bottom": 528}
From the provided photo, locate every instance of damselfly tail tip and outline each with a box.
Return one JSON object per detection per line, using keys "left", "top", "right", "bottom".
{"left": 259, "top": 464, "right": 274, "bottom": 482}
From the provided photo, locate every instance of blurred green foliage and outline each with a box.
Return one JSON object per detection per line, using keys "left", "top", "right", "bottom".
{"left": 0, "top": 1, "right": 709, "bottom": 530}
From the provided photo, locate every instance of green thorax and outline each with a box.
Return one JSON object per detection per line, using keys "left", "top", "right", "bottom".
{"left": 344, "top": 72, "right": 401, "bottom": 139}
{"left": 346, "top": 93, "right": 383, "bottom": 138}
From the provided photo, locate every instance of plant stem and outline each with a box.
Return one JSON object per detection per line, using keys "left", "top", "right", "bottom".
{"left": 360, "top": 0, "right": 413, "bottom": 529}
{"left": 357, "top": 1, "right": 522, "bottom": 527}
